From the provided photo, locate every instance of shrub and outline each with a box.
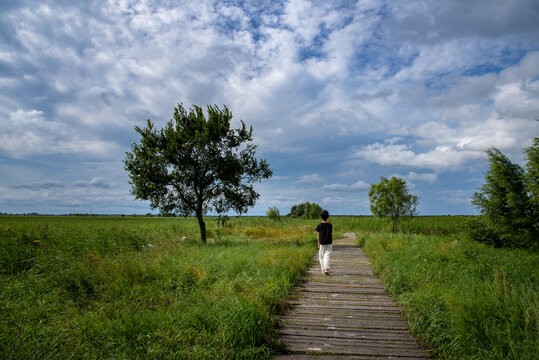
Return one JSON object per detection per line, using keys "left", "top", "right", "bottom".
{"left": 266, "top": 206, "right": 281, "bottom": 221}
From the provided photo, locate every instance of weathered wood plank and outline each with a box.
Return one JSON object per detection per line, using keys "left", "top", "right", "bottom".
{"left": 275, "top": 356, "right": 428, "bottom": 360}
{"left": 279, "top": 327, "right": 418, "bottom": 342}
{"left": 280, "top": 317, "right": 411, "bottom": 331}
{"left": 282, "top": 336, "right": 429, "bottom": 357}
{"left": 289, "top": 303, "right": 403, "bottom": 312}
{"left": 274, "top": 233, "right": 430, "bottom": 359}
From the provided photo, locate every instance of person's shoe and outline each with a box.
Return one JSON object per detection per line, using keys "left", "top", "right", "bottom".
{"left": 324, "top": 271, "right": 329, "bottom": 275}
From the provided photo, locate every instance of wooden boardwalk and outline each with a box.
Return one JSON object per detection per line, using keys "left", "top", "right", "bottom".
{"left": 275, "top": 233, "right": 430, "bottom": 359}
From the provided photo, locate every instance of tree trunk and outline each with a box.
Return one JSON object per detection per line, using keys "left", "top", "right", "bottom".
{"left": 197, "top": 212, "right": 207, "bottom": 243}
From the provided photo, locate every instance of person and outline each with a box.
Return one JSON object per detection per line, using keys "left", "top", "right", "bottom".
{"left": 316, "top": 209, "right": 332, "bottom": 275}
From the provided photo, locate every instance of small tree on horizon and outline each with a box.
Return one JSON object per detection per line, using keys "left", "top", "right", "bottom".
{"left": 288, "top": 201, "right": 323, "bottom": 219}
{"left": 124, "top": 103, "right": 272, "bottom": 243}
{"left": 368, "top": 176, "right": 419, "bottom": 232}
{"left": 296, "top": 203, "right": 305, "bottom": 217}
{"left": 266, "top": 206, "right": 281, "bottom": 221}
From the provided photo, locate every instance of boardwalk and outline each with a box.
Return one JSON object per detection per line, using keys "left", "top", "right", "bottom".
{"left": 275, "top": 233, "right": 430, "bottom": 359}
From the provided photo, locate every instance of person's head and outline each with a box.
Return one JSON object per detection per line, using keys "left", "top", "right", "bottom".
{"left": 321, "top": 209, "right": 329, "bottom": 221}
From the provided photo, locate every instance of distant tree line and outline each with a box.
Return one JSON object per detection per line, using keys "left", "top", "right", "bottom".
{"left": 288, "top": 202, "right": 323, "bottom": 219}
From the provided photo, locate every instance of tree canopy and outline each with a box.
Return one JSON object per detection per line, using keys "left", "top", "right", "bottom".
{"left": 124, "top": 103, "right": 272, "bottom": 242}
{"left": 470, "top": 139, "right": 538, "bottom": 248}
{"left": 288, "top": 202, "right": 323, "bottom": 219}
{"left": 368, "top": 177, "right": 419, "bottom": 232}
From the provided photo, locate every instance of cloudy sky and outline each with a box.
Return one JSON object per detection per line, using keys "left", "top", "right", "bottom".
{"left": 1, "top": 0, "right": 538, "bottom": 215}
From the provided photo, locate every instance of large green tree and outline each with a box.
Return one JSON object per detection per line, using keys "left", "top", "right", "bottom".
{"left": 368, "top": 177, "right": 419, "bottom": 232}
{"left": 471, "top": 140, "right": 538, "bottom": 248}
{"left": 124, "top": 103, "right": 272, "bottom": 243}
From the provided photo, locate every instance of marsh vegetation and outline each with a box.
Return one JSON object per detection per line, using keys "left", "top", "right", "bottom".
{"left": 1, "top": 215, "right": 537, "bottom": 359}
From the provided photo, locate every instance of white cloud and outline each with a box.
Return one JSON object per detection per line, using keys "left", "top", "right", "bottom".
{"left": 354, "top": 140, "right": 483, "bottom": 170}
{"left": 404, "top": 172, "right": 438, "bottom": 184}
{"left": 0, "top": 109, "right": 119, "bottom": 158}
{"left": 1, "top": 0, "right": 538, "bottom": 215}
{"left": 438, "top": 190, "right": 474, "bottom": 206}
{"left": 323, "top": 180, "right": 370, "bottom": 192}
{"left": 293, "top": 173, "right": 324, "bottom": 185}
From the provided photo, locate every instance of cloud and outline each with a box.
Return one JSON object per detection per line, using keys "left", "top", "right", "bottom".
{"left": 438, "top": 190, "right": 474, "bottom": 206}
{"left": 11, "top": 180, "right": 65, "bottom": 190}
{"left": 293, "top": 173, "right": 324, "bottom": 185}
{"left": 353, "top": 140, "right": 482, "bottom": 170}
{"left": 0, "top": 0, "right": 538, "bottom": 215}
{"left": 405, "top": 172, "right": 438, "bottom": 184}
{"left": 354, "top": 112, "right": 538, "bottom": 171}
{"left": 73, "top": 177, "right": 112, "bottom": 188}
{"left": 0, "top": 109, "right": 119, "bottom": 158}
{"left": 11, "top": 178, "right": 112, "bottom": 190}
{"left": 323, "top": 180, "right": 370, "bottom": 192}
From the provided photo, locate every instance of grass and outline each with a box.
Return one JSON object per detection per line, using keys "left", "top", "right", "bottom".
{"left": 358, "top": 230, "right": 539, "bottom": 359}
{"left": 0, "top": 216, "right": 316, "bottom": 359}
{"left": 2, "top": 215, "right": 537, "bottom": 359}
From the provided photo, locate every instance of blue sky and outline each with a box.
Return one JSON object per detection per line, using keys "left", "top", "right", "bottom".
{"left": 1, "top": 0, "right": 538, "bottom": 215}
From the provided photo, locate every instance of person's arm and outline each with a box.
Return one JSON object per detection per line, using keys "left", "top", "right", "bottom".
{"left": 317, "top": 232, "right": 320, "bottom": 248}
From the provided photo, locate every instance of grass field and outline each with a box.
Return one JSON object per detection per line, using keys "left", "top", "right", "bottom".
{"left": 357, "top": 227, "right": 538, "bottom": 359}
{"left": 0, "top": 216, "right": 318, "bottom": 359}
{"left": 1, "top": 215, "right": 538, "bottom": 359}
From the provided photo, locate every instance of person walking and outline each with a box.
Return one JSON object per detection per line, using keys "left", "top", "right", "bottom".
{"left": 316, "top": 209, "right": 332, "bottom": 275}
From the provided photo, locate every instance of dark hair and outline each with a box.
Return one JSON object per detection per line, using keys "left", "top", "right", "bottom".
{"left": 321, "top": 209, "right": 329, "bottom": 221}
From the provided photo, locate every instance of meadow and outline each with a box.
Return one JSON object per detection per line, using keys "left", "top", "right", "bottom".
{"left": 350, "top": 218, "right": 538, "bottom": 360}
{"left": 0, "top": 216, "right": 318, "bottom": 359}
{"left": 1, "top": 215, "right": 538, "bottom": 359}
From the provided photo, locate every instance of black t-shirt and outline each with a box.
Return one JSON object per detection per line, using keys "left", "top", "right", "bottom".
{"left": 316, "top": 222, "right": 333, "bottom": 245}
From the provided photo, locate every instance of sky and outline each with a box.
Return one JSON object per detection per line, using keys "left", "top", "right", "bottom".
{"left": 1, "top": 0, "right": 538, "bottom": 216}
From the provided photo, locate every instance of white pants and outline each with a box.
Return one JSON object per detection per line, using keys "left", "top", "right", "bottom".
{"left": 319, "top": 244, "right": 332, "bottom": 271}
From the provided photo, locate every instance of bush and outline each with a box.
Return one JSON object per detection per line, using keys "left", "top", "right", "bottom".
{"left": 266, "top": 206, "right": 280, "bottom": 221}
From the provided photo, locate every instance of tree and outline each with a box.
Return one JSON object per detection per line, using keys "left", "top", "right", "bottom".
{"left": 304, "top": 202, "right": 311, "bottom": 218}
{"left": 124, "top": 103, "right": 272, "bottom": 243}
{"left": 471, "top": 144, "right": 537, "bottom": 248}
{"left": 307, "top": 202, "right": 323, "bottom": 219}
{"left": 524, "top": 136, "right": 539, "bottom": 214}
{"left": 266, "top": 206, "right": 280, "bottom": 221}
{"left": 296, "top": 203, "right": 305, "bottom": 217}
{"left": 368, "top": 177, "right": 419, "bottom": 232}
{"left": 288, "top": 202, "right": 323, "bottom": 219}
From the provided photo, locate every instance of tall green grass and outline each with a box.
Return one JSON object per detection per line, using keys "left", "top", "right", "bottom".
{"left": 333, "top": 215, "right": 470, "bottom": 235}
{"left": 359, "top": 231, "right": 538, "bottom": 359}
{"left": 0, "top": 216, "right": 316, "bottom": 359}
{"left": 4, "top": 215, "right": 536, "bottom": 359}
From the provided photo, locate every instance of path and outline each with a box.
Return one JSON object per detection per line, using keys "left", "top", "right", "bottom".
{"left": 275, "top": 233, "right": 430, "bottom": 359}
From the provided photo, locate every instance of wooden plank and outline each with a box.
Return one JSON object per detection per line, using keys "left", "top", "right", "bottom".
{"left": 275, "top": 356, "right": 428, "bottom": 360}
{"left": 289, "top": 302, "right": 402, "bottom": 311}
{"left": 281, "top": 336, "right": 430, "bottom": 357}
{"left": 279, "top": 327, "right": 417, "bottom": 342}
{"left": 279, "top": 318, "right": 411, "bottom": 331}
